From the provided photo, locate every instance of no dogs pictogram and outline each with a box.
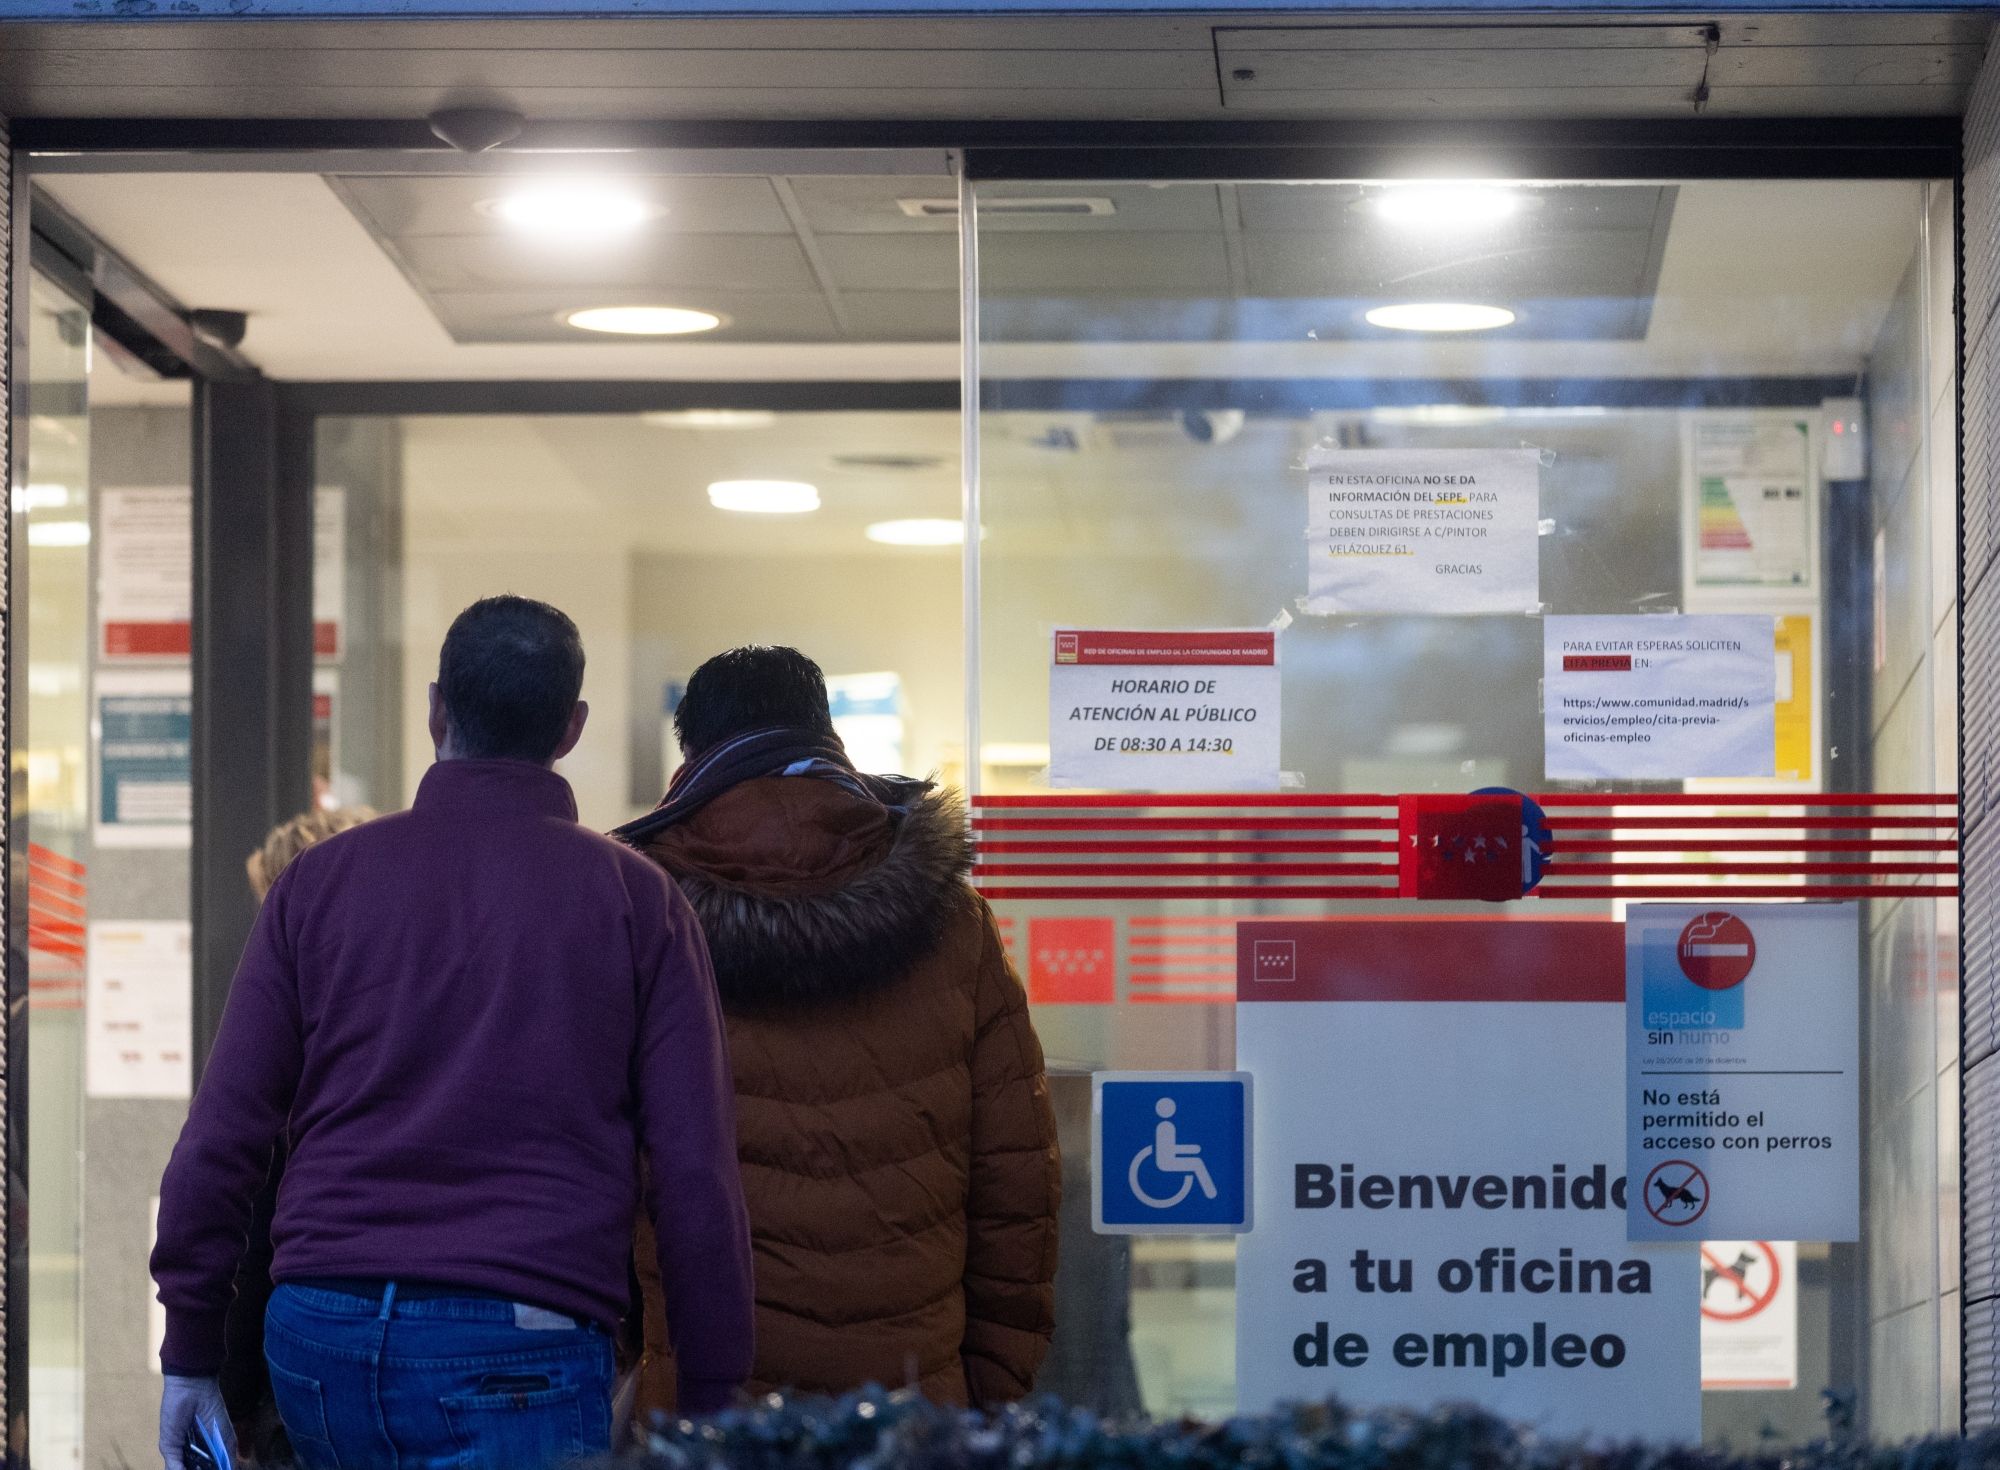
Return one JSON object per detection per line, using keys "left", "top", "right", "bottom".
{"left": 1643, "top": 1159, "right": 1710, "bottom": 1227}
{"left": 1700, "top": 1240, "right": 1783, "bottom": 1323}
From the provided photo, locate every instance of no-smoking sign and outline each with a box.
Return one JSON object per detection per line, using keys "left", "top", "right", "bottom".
{"left": 1677, "top": 911, "right": 1756, "bottom": 990}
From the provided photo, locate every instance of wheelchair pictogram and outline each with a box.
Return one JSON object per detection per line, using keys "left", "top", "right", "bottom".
{"left": 1093, "top": 1072, "right": 1251, "bottom": 1235}
{"left": 1127, "top": 1098, "right": 1221, "bottom": 1209}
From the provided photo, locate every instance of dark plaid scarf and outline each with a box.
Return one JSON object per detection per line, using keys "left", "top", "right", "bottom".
{"left": 610, "top": 725, "right": 933, "bottom": 847}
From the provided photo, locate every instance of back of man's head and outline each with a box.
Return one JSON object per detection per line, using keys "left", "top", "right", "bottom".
{"left": 437, "top": 596, "right": 586, "bottom": 762}
{"left": 674, "top": 646, "right": 835, "bottom": 760}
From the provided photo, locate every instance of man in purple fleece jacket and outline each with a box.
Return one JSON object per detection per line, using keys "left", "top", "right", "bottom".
{"left": 152, "top": 595, "right": 753, "bottom": 1470}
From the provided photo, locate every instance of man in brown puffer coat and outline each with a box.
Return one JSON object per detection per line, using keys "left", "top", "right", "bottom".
{"left": 616, "top": 646, "right": 1060, "bottom": 1415}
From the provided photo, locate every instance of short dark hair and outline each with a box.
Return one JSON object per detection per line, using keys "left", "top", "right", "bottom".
{"left": 674, "top": 646, "right": 835, "bottom": 758}
{"left": 437, "top": 596, "right": 586, "bottom": 762}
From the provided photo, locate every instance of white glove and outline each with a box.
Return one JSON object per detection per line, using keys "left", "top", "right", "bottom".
{"left": 158, "top": 1374, "right": 231, "bottom": 1470}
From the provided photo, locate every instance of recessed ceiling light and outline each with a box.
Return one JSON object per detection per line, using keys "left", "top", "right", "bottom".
{"left": 565, "top": 306, "right": 723, "bottom": 336}
{"left": 1369, "top": 405, "right": 1509, "bottom": 427}
{"left": 1364, "top": 303, "right": 1517, "bottom": 333}
{"left": 482, "top": 183, "right": 662, "bottom": 239}
{"left": 1372, "top": 184, "right": 1520, "bottom": 228}
{"left": 866, "top": 518, "right": 964, "bottom": 546}
{"left": 640, "top": 410, "right": 778, "bottom": 430}
{"left": 27, "top": 520, "right": 89, "bottom": 548}
{"left": 11, "top": 482, "right": 70, "bottom": 514}
{"left": 708, "top": 480, "right": 819, "bottom": 514}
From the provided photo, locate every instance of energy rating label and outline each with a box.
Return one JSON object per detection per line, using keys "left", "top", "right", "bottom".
{"left": 1625, "top": 905, "right": 1858, "bottom": 1243}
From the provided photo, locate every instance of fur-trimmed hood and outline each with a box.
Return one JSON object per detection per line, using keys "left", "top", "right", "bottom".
{"left": 639, "top": 776, "right": 973, "bottom": 1008}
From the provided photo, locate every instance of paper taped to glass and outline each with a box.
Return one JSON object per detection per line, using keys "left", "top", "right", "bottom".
{"left": 1305, "top": 447, "right": 1542, "bottom": 615}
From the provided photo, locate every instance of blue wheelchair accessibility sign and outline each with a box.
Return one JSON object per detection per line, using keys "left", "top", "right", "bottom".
{"left": 1092, "top": 1072, "right": 1252, "bottom": 1234}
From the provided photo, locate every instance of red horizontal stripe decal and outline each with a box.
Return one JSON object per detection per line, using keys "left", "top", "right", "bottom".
{"left": 1556, "top": 838, "right": 1956, "bottom": 853}
{"left": 1532, "top": 792, "right": 1954, "bottom": 807}
{"left": 976, "top": 817, "right": 1400, "bottom": 831}
{"left": 979, "top": 840, "right": 1399, "bottom": 854}
{"left": 28, "top": 844, "right": 86, "bottom": 876}
{"left": 976, "top": 794, "right": 1399, "bottom": 808}
{"left": 1545, "top": 816, "right": 1955, "bottom": 829}
{"left": 980, "top": 885, "right": 1402, "bottom": 901}
{"left": 977, "top": 862, "right": 1399, "bottom": 878}
{"left": 971, "top": 792, "right": 1954, "bottom": 809}
{"left": 967, "top": 794, "right": 1959, "bottom": 904}
{"left": 1538, "top": 884, "right": 1957, "bottom": 899}
{"left": 1548, "top": 861, "right": 1956, "bottom": 876}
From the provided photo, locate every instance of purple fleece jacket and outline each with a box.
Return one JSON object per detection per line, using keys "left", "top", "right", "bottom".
{"left": 151, "top": 760, "right": 754, "bottom": 1413}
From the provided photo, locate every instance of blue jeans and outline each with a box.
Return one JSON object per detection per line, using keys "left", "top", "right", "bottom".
{"left": 264, "top": 1281, "right": 616, "bottom": 1470}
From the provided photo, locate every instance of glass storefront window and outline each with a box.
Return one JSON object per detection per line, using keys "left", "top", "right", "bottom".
{"left": 19, "top": 265, "right": 197, "bottom": 1467}
{"left": 22, "top": 268, "right": 95, "bottom": 1470}
{"left": 973, "top": 176, "right": 1958, "bottom": 1436}
{"left": 12, "top": 149, "right": 1965, "bottom": 1454}
{"left": 315, "top": 409, "right": 965, "bottom": 828}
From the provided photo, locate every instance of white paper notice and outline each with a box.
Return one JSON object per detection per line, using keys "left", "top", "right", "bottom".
{"left": 86, "top": 920, "right": 191, "bottom": 1099}
{"left": 1700, "top": 1240, "right": 1798, "bottom": 1390}
{"left": 314, "top": 486, "right": 346, "bottom": 661}
{"left": 1049, "top": 629, "right": 1280, "bottom": 792}
{"left": 1544, "top": 615, "right": 1776, "bottom": 780}
{"left": 1627, "top": 904, "right": 1858, "bottom": 1243}
{"left": 98, "top": 487, "right": 192, "bottom": 661}
{"left": 1306, "top": 447, "right": 1541, "bottom": 615}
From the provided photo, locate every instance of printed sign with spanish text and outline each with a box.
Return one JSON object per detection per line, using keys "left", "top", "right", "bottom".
{"left": 1627, "top": 905, "right": 1858, "bottom": 1243}
{"left": 1306, "top": 447, "right": 1540, "bottom": 615}
{"left": 1544, "top": 615, "right": 1777, "bottom": 781}
{"left": 1049, "top": 629, "right": 1280, "bottom": 791}
{"left": 1236, "top": 920, "right": 1698, "bottom": 1439}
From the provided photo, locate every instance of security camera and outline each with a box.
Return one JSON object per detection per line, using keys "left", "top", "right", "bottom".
{"left": 1179, "top": 409, "right": 1247, "bottom": 445}
{"left": 189, "top": 310, "right": 249, "bottom": 352}
{"left": 428, "top": 107, "right": 526, "bottom": 154}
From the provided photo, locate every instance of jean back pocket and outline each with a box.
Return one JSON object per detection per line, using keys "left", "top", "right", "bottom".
{"left": 266, "top": 1360, "right": 340, "bottom": 1470}
{"left": 442, "top": 1382, "right": 587, "bottom": 1470}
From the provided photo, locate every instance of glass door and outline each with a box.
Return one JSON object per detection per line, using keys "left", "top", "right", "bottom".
{"left": 969, "top": 173, "right": 1959, "bottom": 1438}
{"left": 17, "top": 260, "right": 196, "bottom": 1469}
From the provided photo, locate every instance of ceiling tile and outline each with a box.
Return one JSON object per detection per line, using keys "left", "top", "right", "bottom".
{"left": 428, "top": 288, "right": 842, "bottom": 344}
{"left": 395, "top": 232, "right": 819, "bottom": 293}
{"left": 333, "top": 173, "right": 794, "bottom": 238}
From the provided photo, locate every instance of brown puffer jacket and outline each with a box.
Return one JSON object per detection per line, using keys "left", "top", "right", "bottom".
{"left": 631, "top": 776, "right": 1060, "bottom": 1413}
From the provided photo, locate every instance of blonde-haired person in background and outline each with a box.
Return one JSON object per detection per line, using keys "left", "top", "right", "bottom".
{"left": 224, "top": 805, "right": 376, "bottom": 1464}
{"left": 246, "top": 806, "right": 376, "bottom": 902}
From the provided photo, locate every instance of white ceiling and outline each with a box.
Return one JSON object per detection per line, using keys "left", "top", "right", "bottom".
{"left": 401, "top": 411, "right": 961, "bottom": 561}
{"left": 45, "top": 170, "right": 1928, "bottom": 396}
